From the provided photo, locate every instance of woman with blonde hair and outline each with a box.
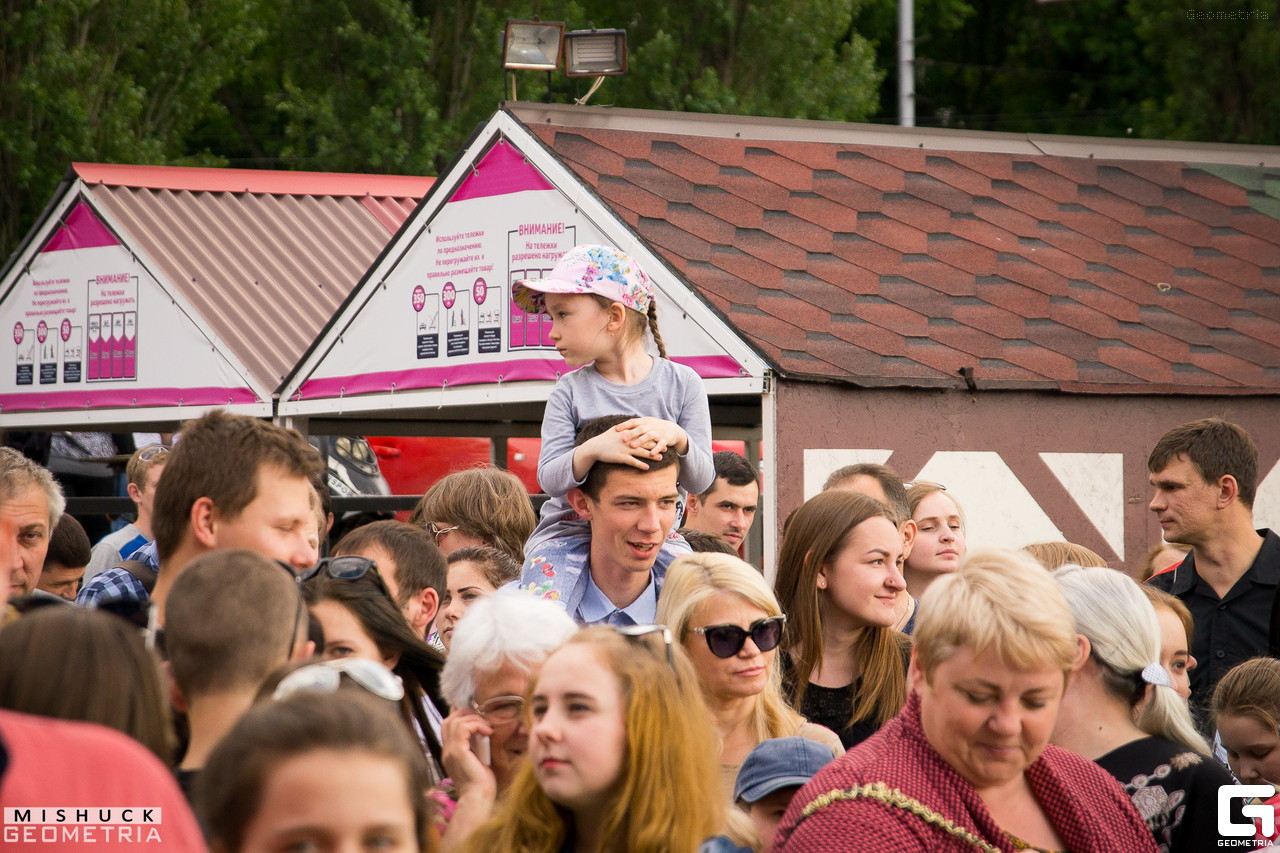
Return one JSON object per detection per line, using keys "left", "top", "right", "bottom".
{"left": 902, "top": 481, "right": 966, "bottom": 599}
{"left": 461, "top": 626, "right": 749, "bottom": 853}
{"left": 775, "top": 549, "right": 1156, "bottom": 852}
{"left": 1139, "top": 584, "right": 1196, "bottom": 701}
{"left": 774, "top": 490, "right": 909, "bottom": 749}
{"left": 1051, "top": 565, "right": 1230, "bottom": 851}
{"left": 1023, "top": 540, "right": 1106, "bottom": 570}
{"left": 657, "top": 552, "right": 843, "bottom": 796}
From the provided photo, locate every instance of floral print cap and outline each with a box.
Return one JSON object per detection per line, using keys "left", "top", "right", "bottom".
{"left": 512, "top": 244, "right": 653, "bottom": 316}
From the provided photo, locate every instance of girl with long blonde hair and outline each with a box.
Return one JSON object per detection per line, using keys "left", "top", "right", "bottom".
{"left": 657, "top": 552, "right": 842, "bottom": 796}
{"left": 461, "top": 626, "right": 748, "bottom": 853}
{"left": 774, "top": 490, "right": 910, "bottom": 749}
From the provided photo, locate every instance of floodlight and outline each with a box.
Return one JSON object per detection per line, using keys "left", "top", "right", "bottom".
{"left": 564, "top": 28, "right": 627, "bottom": 77}
{"left": 503, "top": 20, "right": 564, "bottom": 71}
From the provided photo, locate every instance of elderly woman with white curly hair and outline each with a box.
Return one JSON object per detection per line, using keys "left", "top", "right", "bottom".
{"left": 433, "top": 592, "right": 578, "bottom": 851}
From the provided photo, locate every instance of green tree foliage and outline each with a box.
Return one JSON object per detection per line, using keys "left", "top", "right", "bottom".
{"left": 0, "top": 0, "right": 261, "bottom": 256}
{"left": 1131, "top": 0, "right": 1280, "bottom": 144}
{"left": 198, "top": 0, "right": 443, "bottom": 174}
{"left": 596, "top": 0, "right": 882, "bottom": 120}
{"left": 900, "top": 0, "right": 1157, "bottom": 137}
{"left": 4, "top": 0, "right": 1276, "bottom": 265}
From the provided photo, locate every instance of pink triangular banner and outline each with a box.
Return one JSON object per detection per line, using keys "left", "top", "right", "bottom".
{"left": 41, "top": 200, "right": 121, "bottom": 253}
{"left": 451, "top": 141, "right": 554, "bottom": 201}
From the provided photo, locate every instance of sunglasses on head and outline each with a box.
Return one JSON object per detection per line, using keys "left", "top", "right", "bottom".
{"left": 298, "top": 555, "right": 378, "bottom": 583}
{"left": 137, "top": 444, "right": 170, "bottom": 463}
{"left": 615, "top": 623, "right": 676, "bottom": 668}
{"left": 692, "top": 615, "right": 786, "bottom": 658}
{"left": 273, "top": 658, "right": 405, "bottom": 703}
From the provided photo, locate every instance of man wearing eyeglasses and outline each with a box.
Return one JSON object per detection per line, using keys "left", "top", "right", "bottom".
{"left": 77, "top": 410, "right": 325, "bottom": 624}
{"left": 83, "top": 443, "right": 169, "bottom": 582}
{"left": 521, "top": 415, "right": 685, "bottom": 627}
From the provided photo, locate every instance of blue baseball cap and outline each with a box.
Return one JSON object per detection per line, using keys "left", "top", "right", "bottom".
{"left": 733, "top": 737, "right": 836, "bottom": 804}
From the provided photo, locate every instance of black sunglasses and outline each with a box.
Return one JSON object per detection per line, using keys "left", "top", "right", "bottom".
{"left": 692, "top": 615, "right": 786, "bottom": 658}
{"left": 297, "top": 555, "right": 395, "bottom": 598}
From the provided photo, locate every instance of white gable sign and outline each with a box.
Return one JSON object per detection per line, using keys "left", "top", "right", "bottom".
{"left": 282, "top": 119, "right": 765, "bottom": 418}
{"left": 0, "top": 196, "right": 269, "bottom": 426}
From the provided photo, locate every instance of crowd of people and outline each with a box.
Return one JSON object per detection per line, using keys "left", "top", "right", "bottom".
{"left": 0, "top": 244, "right": 1277, "bottom": 853}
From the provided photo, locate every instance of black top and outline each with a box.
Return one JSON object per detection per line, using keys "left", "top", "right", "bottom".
{"left": 1147, "top": 528, "right": 1280, "bottom": 721}
{"left": 1095, "top": 736, "right": 1242, "bottom": 853}
{"left": 779, "top": 648, "right": 908, "bottom": 750}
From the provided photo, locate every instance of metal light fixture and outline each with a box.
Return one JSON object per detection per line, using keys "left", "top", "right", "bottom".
{"left": 564, "top": 28, "right": 627, "bottom": 77}
{"left": 502, "top": 20, "right": 564, "bottom": 71}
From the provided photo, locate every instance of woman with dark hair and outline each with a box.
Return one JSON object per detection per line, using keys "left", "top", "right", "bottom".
{"left": 303, "top": 566, "right": 447, "bottom": 777}
{"left": 0, "top": 605, "right": 171, "bottom": 762}
{"left": 437, "top": 545, "right": 520, "bottom": 651}
{"left": 774, "top": 490, "right": 910, "bottom": 749}
{"left": 197, "top": 690, "right": 434, "bottom": 853}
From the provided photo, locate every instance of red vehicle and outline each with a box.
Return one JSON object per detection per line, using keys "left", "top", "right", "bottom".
{"left": 368, "top": 436, "right": 748, "bottom": 518}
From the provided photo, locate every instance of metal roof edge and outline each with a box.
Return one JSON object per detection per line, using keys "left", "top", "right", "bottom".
{"left": 776, "top": 374, "right": 1280, "bottom": 396}
{"left": 506, "top": 102, "right": 1280, "bottom": 168}
{"left": 71, "top": 162, "right": 436, "bottom": 198}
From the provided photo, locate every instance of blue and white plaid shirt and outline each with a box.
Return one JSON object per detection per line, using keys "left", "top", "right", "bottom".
{"left": 75, "top": 541, "right": 158, "bottom": 608}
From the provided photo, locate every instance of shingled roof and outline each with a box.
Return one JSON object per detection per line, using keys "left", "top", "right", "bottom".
{"left": 512, "top": 105, "right": 1280, "bottom": 395}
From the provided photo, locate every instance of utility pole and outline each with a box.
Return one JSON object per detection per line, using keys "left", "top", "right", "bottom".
{"left": 899, "top": 0, "right": 915, "bottom": 127}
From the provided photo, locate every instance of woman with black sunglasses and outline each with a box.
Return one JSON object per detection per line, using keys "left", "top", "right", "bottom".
{"left": 302, "top": 560, "right": 448, "bottom": 781}
{"left": 656, "top": 552, "right": 844, "bottom": 799}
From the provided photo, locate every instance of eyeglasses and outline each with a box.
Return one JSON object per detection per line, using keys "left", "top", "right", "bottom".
{"left": 273, "top": 658, "right": 405, "bottom": 702}
{"left": 692, "top": 615, "right": 786, "bottom": 659}
{"left": 472, "top": 694, "right": 525, "bottom": 726}
{"left": 426, "top": 522, "right": 460, "bottom": 544}
{"left": 616, "top": 623, "right": 675, "bottom": 668}
{"left": 137, "top": 444, "right": 170, "bottom": 463}
{"left": 902, "top": 481, "right": 945, "bottom": 490}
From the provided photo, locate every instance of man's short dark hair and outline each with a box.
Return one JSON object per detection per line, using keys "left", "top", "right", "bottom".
{"left": 821, "top": 462, "right": 909, "bottom": 524}
{"left": 702, "top": 451, "right": 758, "bottom": 499}
{"left": 332, "top": 520, "right": 445, "bottom": 608}
{"left": 152, "top": 411, "right": 325, "bottom": 562}
{"left": 1148, "top": 417, "right": 1259, "bottom": 510}
{"left": 576, "top": 415, "right": 681, "bottom": 501}
{"left": 45, "top": 514, "right": 91, "bottom": 569}
{"left": 166, "top": 550, "right": 301, "bottom": 696}
{"left": 678, "top": 528, "right": 738, "bottom": 555}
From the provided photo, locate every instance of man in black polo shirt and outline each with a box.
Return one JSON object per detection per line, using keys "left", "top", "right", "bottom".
{"left": 1146, "top": 417, "right": 1278, "bottom": 723}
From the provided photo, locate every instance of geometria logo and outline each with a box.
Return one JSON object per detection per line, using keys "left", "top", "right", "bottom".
{"left": 1217, "top": 784, "right": 1277, "bottom": 841}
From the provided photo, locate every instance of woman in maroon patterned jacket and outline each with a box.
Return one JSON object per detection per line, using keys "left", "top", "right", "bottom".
{"left": 775, "top": 548, "right": 1158, "bottom": 853}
